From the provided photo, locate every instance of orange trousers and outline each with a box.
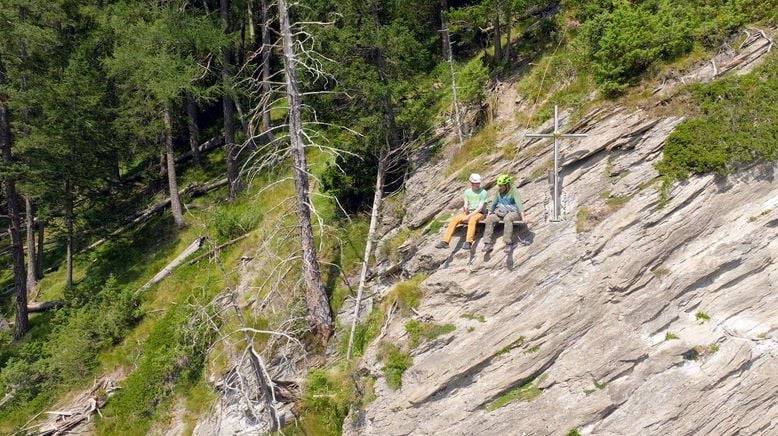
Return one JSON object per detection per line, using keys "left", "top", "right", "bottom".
{"left": 442, "top": 212, "right": 484, "bottom": 244}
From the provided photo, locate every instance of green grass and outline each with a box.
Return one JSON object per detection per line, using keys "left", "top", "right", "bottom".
{"left": 665, "top": 332, "right": 680, "bottom": 341}
{"left": 523, "top": 345, "right": 540, "bottom": 354}
{"left": 496, "top": 336, "right": 525, "bottom": 356}
{"left": 575, "top": 207, "right": 589, "bottom": 233}
{"left": 695, "top": 312, "right": 710, "bottom": 322}
{"left": 382, "top": 274, "right": 426, "bottom": 316}
{"left": 484, "top": 378, "right": 542, "bottom": 411}
{"left": 377, "top": 342, "right": 412, "bottom": 391}
{"left": 445, "top": 124, "right": 497, "bottom": 176}
{"left": 404, "top": 319, "right": 456, "bottom": 349}
{"left": 709, "top": 343, "right": 719, "bottom": 353}
{"left": 594, "top": 379, "right": 608, "bottom": 389}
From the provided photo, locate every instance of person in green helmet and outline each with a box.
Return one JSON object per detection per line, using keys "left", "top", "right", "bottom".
{"left": 483, "top": 174, "right": 528, "bottom": 253}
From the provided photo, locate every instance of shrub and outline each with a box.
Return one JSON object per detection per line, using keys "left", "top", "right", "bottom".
{"left": 404, "top": 319, "right": 455, "bottom": 349}
{"left": 484, "top": 378, "right": 542, "bottom": 411}
{"left": 377, "top": 342, "right": 412, "bottom": 390}
{"left": 382, "top": 275, "right": 426, "bottom": 315}
{"left": 657, "top": 55, "right": 778, "bottom": 181}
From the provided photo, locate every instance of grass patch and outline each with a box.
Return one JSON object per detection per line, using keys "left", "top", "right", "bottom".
{"left": 575, "top": 207, "right": 589, "bottom": 233}
{"left": 523, "top": 345, "right": 540, "bottom": 354}
{"left": 594, "top": 379, "right": 608, "bottom": 389}
{"left": 695, "top": 311, "right": 710, "bottom": 322}
{"left": 496, "top": 336, "right": 525, "bottom": 356}
{"left": 484, "top": 377, "right": 542, "bottom": 411}
{"left": 665, "top": 331, "right": 680, "bottom": 341}
{"left": 460, "top": 313, "right": 486, "bottom": 323}
{"left": 652, "top": 266, "right": 670, "bottom": 277}
{"left": 382, "top": 275, "right": 426, "bottom": 316}
{"left": 404, "top": 319, "right": 456, "bottom": 349}
{"left": 709, "top": 343, "right": 719, "bottom": 353}
{"left": 446, "top": 124, "right": 497, "bottom": 176}
{"left": 606, "top": 194, "right": 632, "bottom": 210}
{"left": 567, "top": 429, "right": 582, "bottom": 436}
{"left": 425, "top": 213, "right": 452, "bottom": 235}
{"left": 338, "top": 307, "right": 383, "bottom": 359}
{"left": 377, "top": 342, "right": 412, "bottom": 391}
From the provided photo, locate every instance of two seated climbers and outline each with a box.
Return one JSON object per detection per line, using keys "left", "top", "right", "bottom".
{"left": 435, "top": 173, "right": 529, "bottom": 252}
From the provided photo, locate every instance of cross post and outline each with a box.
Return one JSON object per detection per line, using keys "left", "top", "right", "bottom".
{"left": 525, "top": 105, "right": 588, "bottom": 221}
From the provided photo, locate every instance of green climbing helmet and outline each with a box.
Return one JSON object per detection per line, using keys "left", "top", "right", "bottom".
{"left": 496, "top": 174, "right": 513, "bottom": 185}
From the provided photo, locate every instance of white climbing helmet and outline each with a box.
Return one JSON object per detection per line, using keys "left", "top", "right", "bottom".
{"left": 469, "top": 173, "right": 482, "bottom": 184}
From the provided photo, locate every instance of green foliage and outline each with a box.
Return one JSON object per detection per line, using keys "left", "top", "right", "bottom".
{"left": 709, "top": 343, "right": 720, "bottom": 353}
{"left": 574, "top": 0, "right": 776, "bottom": 96}
{"left": 404, "top": 319, "right": 456, "bottom": 349}
{"left": 340, "top": 308, "right": 383, "bottom": 359}
{"left": 496, "top": 336, "right": 525, "bottom": 356}
{"left": 484, "top": 378, "right": 542, "bottom": 411}
{"left": 96, "top": 303, "right": 213, "bottom": 435}
{"left": 447, "top": 124, "right": 496, "bottom": 175}
{"left": 212, "top": 203, "right": 262, "bottom": 241}
{"left": 293, "top": 369, "right": 355, "bottom": 436}
{"left": 657, "top": 54, "right": 778, "bottom": 180}
{"left": 665, "top": 331, "right": 680, "bottom": 341}
{"left": 377, "top": 342, "right": 412, "bottom": 391}
{"left": 695, "top": 312, "right": 711, "bottom": 322}
{"left": 575, "top": 207, "right": 589, "bottom": 233}
{"left": 382, "top": 274, "right": 426, "bottom": 315}
{"left": 567, "top": 429, "right": 582, "bottom": 436}
{"left": 457, "top": 55, "right": 490, "bottom": 105}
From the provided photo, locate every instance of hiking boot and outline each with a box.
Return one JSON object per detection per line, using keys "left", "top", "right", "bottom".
{"left": 435, "top": 241, "right": 449, "bottom": 249}
{"left": 482, "top": 243, "right": 493, "bottom": 253}
{"left": 503, "top": 242, "right": 515, "bottom": 253}
{"left": 463, "top": 241, "right": 472, "bottom": 250}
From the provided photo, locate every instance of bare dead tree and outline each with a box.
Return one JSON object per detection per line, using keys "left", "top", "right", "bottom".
{"left": 24, "top": 196, "right": 37, "bottom": 295}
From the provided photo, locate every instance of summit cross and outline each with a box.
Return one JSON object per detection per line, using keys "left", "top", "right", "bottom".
{"left": 525, "top": 105, "right": 588, "bottom": 221}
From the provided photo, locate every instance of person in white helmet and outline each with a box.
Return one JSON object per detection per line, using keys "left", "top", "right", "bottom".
{"left": 436, "top": 173, "right": 487, "bottom": 250}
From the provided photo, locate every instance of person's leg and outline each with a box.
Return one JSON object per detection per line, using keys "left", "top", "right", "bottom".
{"left": 502, "top": 211, "right": 521, "bottom": 244}
{"left": 442, "top": 213, "right": 467, "bottom": 244}
{"left": 483, "top": 214, "right": 500, "bottom": 243}
{"left": 466, "top": 213, "right": 484, "bottom": 243}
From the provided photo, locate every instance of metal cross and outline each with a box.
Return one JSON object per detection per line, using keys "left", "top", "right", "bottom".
{"left": 525, "top": 105, "right": 588, "bottom": 222}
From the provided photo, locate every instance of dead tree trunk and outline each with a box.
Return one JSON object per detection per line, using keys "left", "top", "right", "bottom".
{"left": 36, "top": 220, "right": 44, "bottom": 279}
{"left": 442, "top": 12, "right": 463, "bottom": 143}
{"left": 440, "top": 0, "right": 450, "bottom": 59}
{"left": 185, "top": 93, "right": 202, "bottom": 166}
{"left": 260, "top": 0, "right": 273, "bottom": 137}
{"left": 221, "top": 0, "right": 242, "bottom": 200}
{"left": 65, "top": 178, "right": 74, "bottom": 289}
{"left": 0, "top": 97, "right": 28, "bottom": 340}
{"left": 346, "top": 149, "right": 386, "bottom": 359}
{"left": 163, "top": 105, "right": 186, "bottom": 229}
{"left": 24, "top": 196, "right": 37, "bottom": 295}
{"left": 278, "top": 0, "right": 333, "bottom": 342}
{"left": 493, "top": 3, "right": 502, "bottom": 64}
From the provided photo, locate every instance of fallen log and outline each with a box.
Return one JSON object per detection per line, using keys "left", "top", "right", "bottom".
{"left": 31, "top": 377, "right": 120, "bottom": 436}
{"left": 88, "top": 178, "right": 228, "bottom": 251}
{"left": 27, "top": 301, "right": 64, "bottom": 313}
{"left": 137, "top": 237, "right": 206, "bottom": 294}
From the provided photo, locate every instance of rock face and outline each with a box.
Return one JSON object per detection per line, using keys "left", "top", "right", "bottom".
{"left": 348, "top": 32, "right": 777, "bottom": 436}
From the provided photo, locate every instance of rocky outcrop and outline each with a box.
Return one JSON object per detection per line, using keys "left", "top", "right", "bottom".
{"left": 348, "top": 30, "right": 777, "bottom": 436}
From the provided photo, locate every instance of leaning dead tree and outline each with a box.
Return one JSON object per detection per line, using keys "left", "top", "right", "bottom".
{"left": 346, "top": 141, "right": 411, "bottom": 360}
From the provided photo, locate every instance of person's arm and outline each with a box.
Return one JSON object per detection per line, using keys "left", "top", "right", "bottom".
{"left": 462, "top": 191, "right": 469, "bottom": 214}
{"left": 512, "top": 189, "right": 529, "bottom": 225}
